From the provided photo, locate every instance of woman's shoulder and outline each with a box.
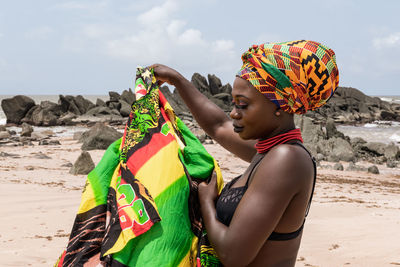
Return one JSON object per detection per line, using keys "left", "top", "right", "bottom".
{"left": 254, "top": 143, "right": 314, "bottom": 190}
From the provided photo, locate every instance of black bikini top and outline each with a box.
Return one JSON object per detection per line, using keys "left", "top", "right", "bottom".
{"left": 215, "top": 142, "right": 316, "bottom": 241}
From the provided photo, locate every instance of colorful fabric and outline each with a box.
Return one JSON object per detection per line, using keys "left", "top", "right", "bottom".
{"left": 56, "top": 67, "right": 223, "bottom": 267}
{"left": 255, "top": 128, "right": 303, "bottom": 154}
{"left": 238, "top": 40, "right": 339, "bottom": 114}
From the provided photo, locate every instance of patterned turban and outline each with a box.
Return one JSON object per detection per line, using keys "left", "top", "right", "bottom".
{"left": 237, "top": 40, "right": 339, "bottom": 114}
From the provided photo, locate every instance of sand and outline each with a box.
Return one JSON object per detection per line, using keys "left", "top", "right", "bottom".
{"left": 0, "top": 133, "right": 400, "bottom": 266}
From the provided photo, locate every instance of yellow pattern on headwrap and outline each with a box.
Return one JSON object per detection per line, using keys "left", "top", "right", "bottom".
{"left": 238, "top": 40, "right": 339, "bottom": 114}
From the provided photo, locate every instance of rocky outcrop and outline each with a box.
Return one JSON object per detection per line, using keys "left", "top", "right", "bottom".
{"left": 307, "top": 87, "right": 400, "bottom": 124}
{"left": 69, "top": 151, "right": 95, "bottom": 175}
{"left": 79, "top": 123, "right": 123, "bottom": 150}
{"left": 1, "top": 95, "right": 35, "bottom": 124}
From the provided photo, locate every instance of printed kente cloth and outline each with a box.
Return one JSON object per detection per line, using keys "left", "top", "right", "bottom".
{"left": 238, "top": 40, "right": 339, "bottom": 114}
{"left": 55, "top": 67, "right": 223, "bottom": 266}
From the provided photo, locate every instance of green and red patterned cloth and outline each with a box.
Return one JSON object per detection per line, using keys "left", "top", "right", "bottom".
{"left": 56, "top": 67, "right": 223, "bottom": 266}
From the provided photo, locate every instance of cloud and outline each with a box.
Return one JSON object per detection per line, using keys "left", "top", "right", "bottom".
{"left": 373, "top": 32, "right": 400, "bottom": 49}
{"left": 54, "top": 0, "right": 108, "bottom": 11}
{"left": 59, "top": 0, "right": 238, "bottom": 83}
{"left": 24, "top": 26, "right": 54, "bottom": 40}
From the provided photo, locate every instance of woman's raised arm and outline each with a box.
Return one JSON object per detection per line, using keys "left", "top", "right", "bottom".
{"left": 151, "top": 64, "right": 256, "bottom": 162}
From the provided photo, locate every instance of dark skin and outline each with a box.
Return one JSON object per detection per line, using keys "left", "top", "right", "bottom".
{"left": 151, "top": 64, "right": 315, "bottom": 267}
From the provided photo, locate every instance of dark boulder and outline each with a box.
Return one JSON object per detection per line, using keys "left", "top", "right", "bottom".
{"left": 20, "top": 122, "right": 33, "bottom": 137}
{"left": 80, "top": 123, "right": 123, "bottom": 150}
{"left": 96, "top": 98, "right": 106, "bottom": 107}
{"left": 85, "top": 106, "right": 121, "bottom": 117}
{"left": 59, "top": 95, "right": 81, "bottom": 115}
{"left": 119, "top": 100, "right": 132, "bottom": 117}
{"left": 367, "top": 165, "right": 379, "bottom": 174}
{"left": 208, "top": 74, "right": 222, "bottom": 95}
{"left": 121, "top": 89, "right": 136, "bottom": 105}
{"left": 108, "top": 91, "right": 121, "bottom": 102}
{"left": 69, "top": 151, "right": 95, "bottom": 175}
{"left": 191, "top": 73, "right": 210, "bottom": 95}
{"left": 1, "top": 95, "right": 36, "bottom": 124}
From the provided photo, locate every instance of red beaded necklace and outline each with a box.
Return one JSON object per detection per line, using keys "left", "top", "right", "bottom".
{"left": 255, "top": 128, "right": 303, "bottom": 154}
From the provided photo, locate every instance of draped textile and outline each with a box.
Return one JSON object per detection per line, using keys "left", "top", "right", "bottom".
{"left": 56, "top": 67, "right": 223, "bottom": 266}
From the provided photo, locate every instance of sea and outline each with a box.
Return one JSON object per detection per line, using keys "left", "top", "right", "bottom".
{"left": 0, "top": 94, "right": 400, "bottom": 145}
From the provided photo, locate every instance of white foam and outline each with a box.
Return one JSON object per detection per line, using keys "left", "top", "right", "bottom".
{"left": 363, "top": 123, "right": 378, "bottom": 128}
{"left": 390, "top": 134, "right": 400, "bottom": 143}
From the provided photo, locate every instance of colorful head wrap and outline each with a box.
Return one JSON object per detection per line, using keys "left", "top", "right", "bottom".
{"left": 238, "top": 40, "right": 339, "bottom": 114}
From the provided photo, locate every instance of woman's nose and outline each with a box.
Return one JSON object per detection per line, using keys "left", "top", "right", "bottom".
{"left": 230, "top": 108, "right": 240, "bottom": 119}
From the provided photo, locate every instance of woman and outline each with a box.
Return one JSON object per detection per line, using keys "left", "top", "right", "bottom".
{"left": 151, "top": 40, "right": 339, "bottom": 266}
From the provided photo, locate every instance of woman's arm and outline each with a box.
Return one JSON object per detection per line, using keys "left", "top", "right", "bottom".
{"left": 151, "top": 64, "right": 256, "bottom": 162}
{"left": 199, "top": 145, "right": 314, "bottom": 266}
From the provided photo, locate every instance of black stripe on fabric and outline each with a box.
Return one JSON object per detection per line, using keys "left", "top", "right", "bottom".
{"left": 63, "top": 204, "right": 107, "bottom": 266}
{"left": 124, "top": 114, "right": 167, "bottom": 161}
{"left": 100, "top": 187, "right": 121, "bottom": 257}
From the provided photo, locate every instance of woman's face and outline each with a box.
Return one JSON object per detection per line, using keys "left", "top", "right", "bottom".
{"left": 230, "top": 77, "right": 279, "bottom": 140}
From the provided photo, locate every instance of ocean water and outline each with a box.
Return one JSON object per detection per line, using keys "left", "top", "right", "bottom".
{"left": 1, "top": 95, "right": 399, "bottom": 145}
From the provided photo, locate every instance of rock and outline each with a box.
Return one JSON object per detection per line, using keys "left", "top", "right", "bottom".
{"left": 61, "top": 162, "right": 73, "bottom": 168}
{"left": 1, "top": 95, "right": 36, "bottom": 124}
{"left": 384, "top": 143, "right": 400, "bottom": 160}
{"left": 0, "top": 125, "right": 6, "bottom": 131}
{"left": 159, "top": 86, "right": 189, "bottom": 115}
{"left": 26, "top": 101, "right": 62, "bottom": 126}
{"left": 0, "top": 131, "right": 11, "bottom": 139}
{"left": 325, "top": 118, "right": 345, "bottom": 139}
{"left": 380, "top": 110, "right": 400, "bottom": 121}
{"left": 107, "top": 101, "right": 121, "bottom": 111}
{"left": 386, "top": 160, "right": 398, "bottom": 168}
{"left": 59, "top": 112, "right": 78, "bottom": 125}
{"left": 322, "top": 137, "right": 355, "bottom": 162}
{"left": 73, "top": 131, "right": 84, "bottom": 140}
{"left": 191, "top": 73, "right": 210, "bottom": 95}
{"left": 40, "top": 130, "right": 55, "bottom": 136}
{"left": 367, "top": 165, "right": 379, "bottom": 174}
{"left": 0, "top": 151, "right": 20, "bottom": 158}
{"left": 96, "top": 98, "right": 106, "bottom": 107}
{"left": 74, "top": 95, "right": 95, "bottom": 114}
{"left": 108, "top": 91, "right": 121, "bottom": 102}
{"left": 59, "top": 95, "right": 81, "bottom": 115}
{"left": 213, "top": 93, "right": 232, "bottom": 103}
{"left": 208, "top": 74, "right": 222, "bottom": 95}
{"left": 20, "top": 122, "right": 33, "bottom": 137}
{"left": 316, "top": 153, "right": 325, "bottom": 162}
{"left": 333, "top": 163, "right": 344, "bottom": 171}
{"left": 361, "top": 142, "right": 386, "bottom": 156}
{"left": 119, "top": 100, "right": 132, "bottom": 117}
{"left": 220, "top": 83, "right": 232, "bottom": 95}
{"left": 80, "top": 123, "right": 123, "bottom": 150}
{"left": 39, "top": 139, "right": 61, "bottom": 145}
{"left": 33, "top": 152, "right": 51, "bottom": 159}
{"left": 294, "top": 115, "right": 328, "bottom": 156}
{"left": 8, "top": 130, "right": 16, "bottom": 136}
{"left": 31, "top": 132, "right": 48, "bottom": 140}
{"left": 85, "top": 106, "right": 122, "bottom": 117}
{"left": 120, "top": 89, "right": 136, "bottom": 105}
{"left": 69, "top": 151, "right": 95, "bottom": 175}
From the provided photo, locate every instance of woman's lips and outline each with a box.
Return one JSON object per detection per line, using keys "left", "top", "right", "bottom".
{"left": 233, "top": 124, "right": 244, "bottom": 133}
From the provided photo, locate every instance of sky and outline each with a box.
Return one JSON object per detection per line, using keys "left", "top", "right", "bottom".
{"left": 0, "top": 0, "right": 399, "bottom": 96}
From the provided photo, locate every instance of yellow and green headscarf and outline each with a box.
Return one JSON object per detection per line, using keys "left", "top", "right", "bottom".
{"left": 238, "top": 40, "right": 339, "bottom": 114}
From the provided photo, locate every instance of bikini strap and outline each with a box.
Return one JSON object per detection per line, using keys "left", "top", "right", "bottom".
{"left": 292, "top": 142, "right": 317, "bottom": 217}
{"left": 244, "top": 154, "right": 265, "bottom": 187}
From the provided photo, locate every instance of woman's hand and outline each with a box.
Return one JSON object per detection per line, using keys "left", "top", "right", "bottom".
{"left": 198, "top": 171, "right": 219, "bottom": 205}
{"left": 149, "top": 64, "right": 183, "bottom": 87}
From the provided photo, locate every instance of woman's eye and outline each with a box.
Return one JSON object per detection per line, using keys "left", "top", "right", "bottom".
{"left": 234, "top": 104, "right": 247, "bottom": 109}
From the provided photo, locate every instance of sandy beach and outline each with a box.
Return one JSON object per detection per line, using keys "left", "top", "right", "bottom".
{"left": 1, "top": 131, "right": 400, "bottom": 266}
